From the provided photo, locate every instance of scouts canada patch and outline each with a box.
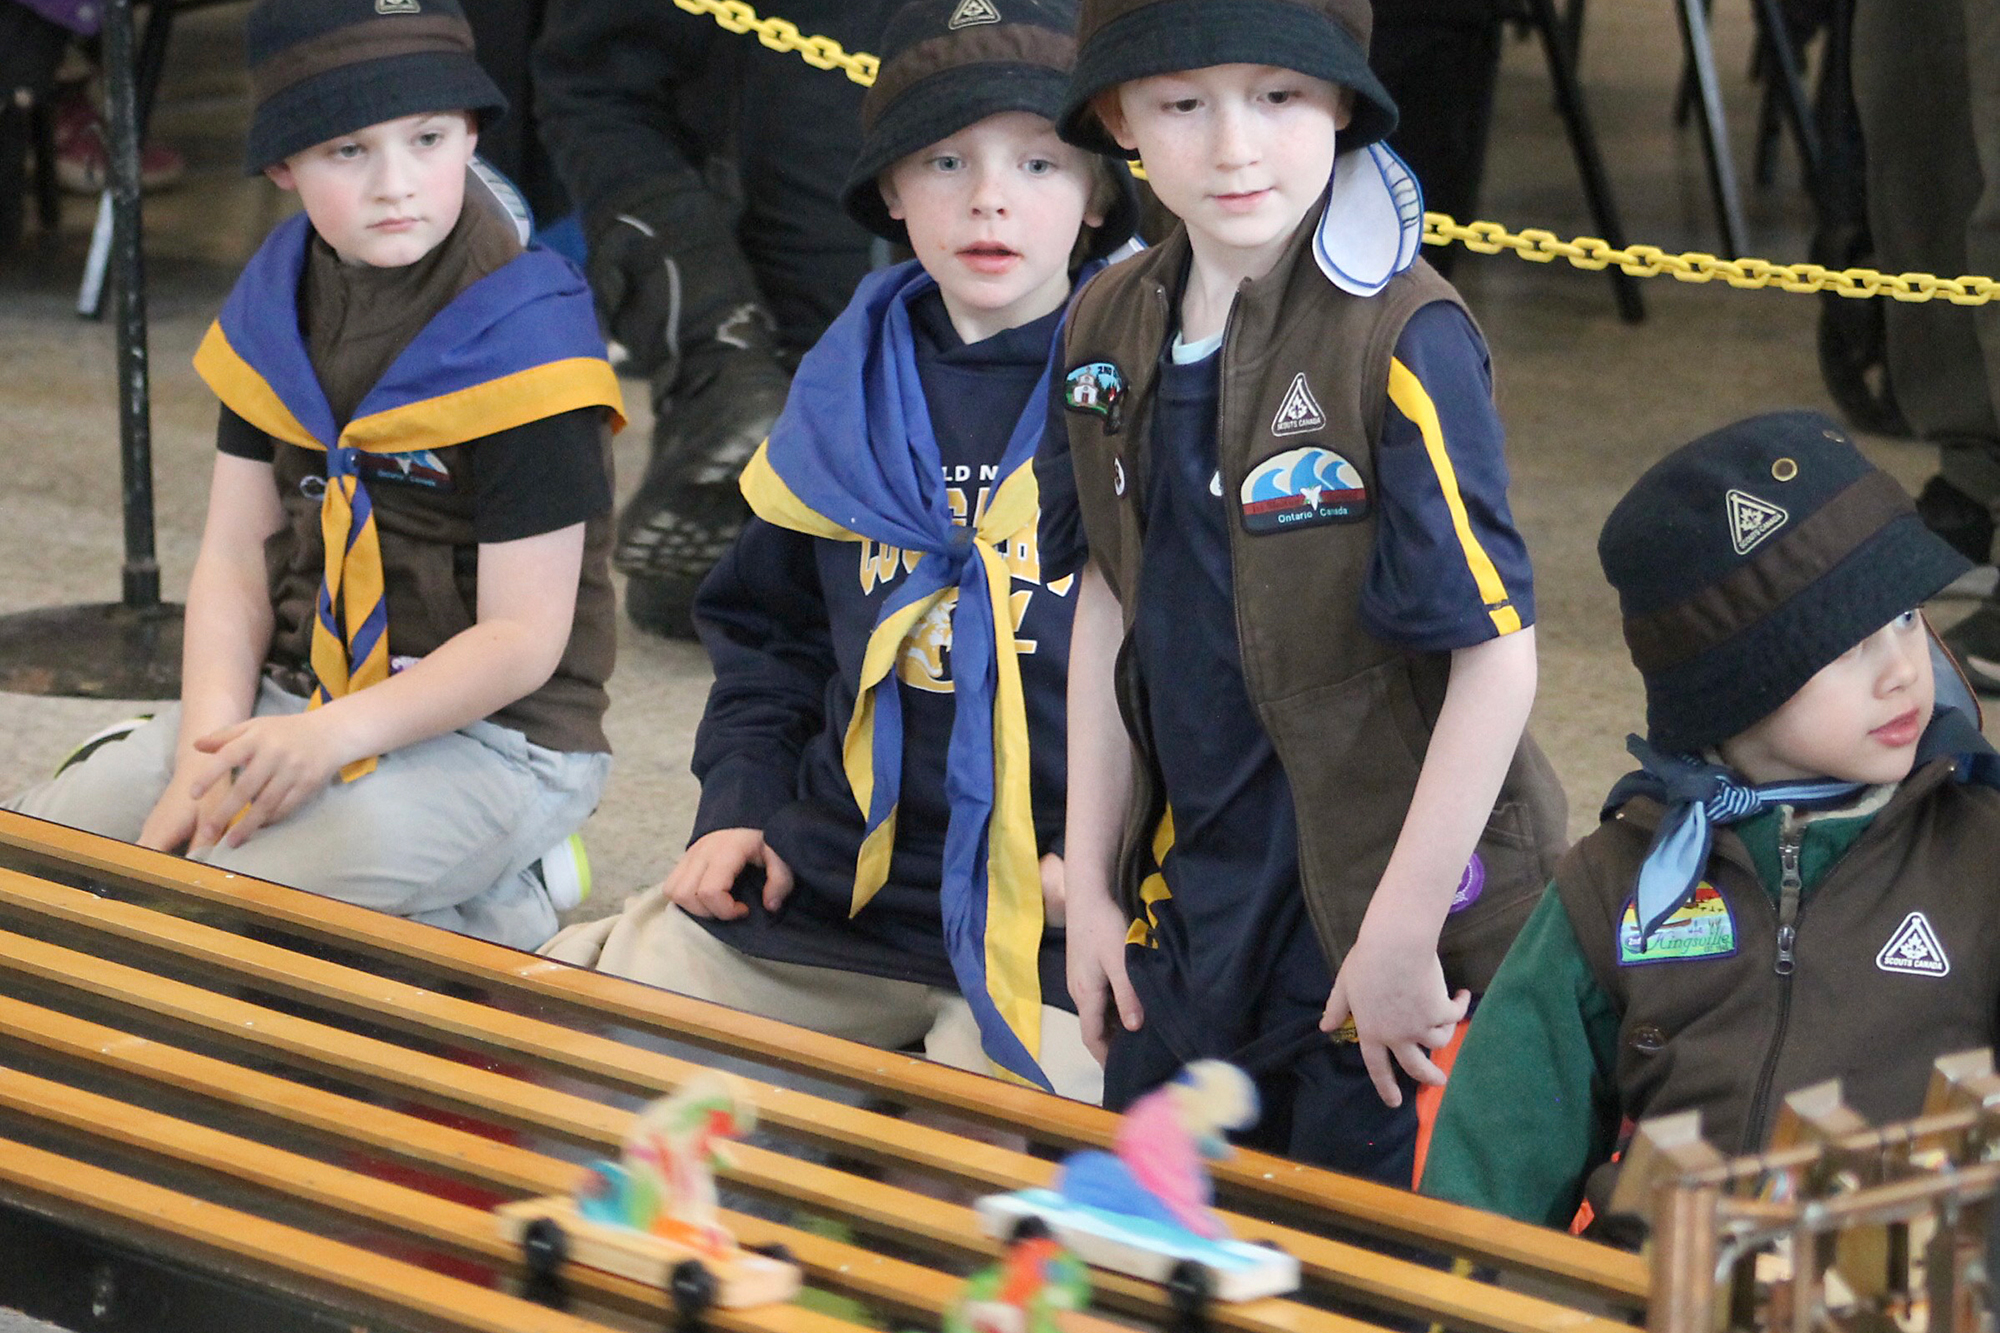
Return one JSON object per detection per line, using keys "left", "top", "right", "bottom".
{"left": 1876, "top": 911, "right": 1949, "bottom": 977}
{"left": 1619, "top": 882, "right": 1736, "bottom": 965}
{"left": 1065, "top": 361, "right": 1125, "bottom": 434}
{"left": 1239, "top": 446, "right": 1368, "bottom": 534}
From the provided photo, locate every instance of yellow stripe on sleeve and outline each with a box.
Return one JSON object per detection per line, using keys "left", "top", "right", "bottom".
{"left": 1385, "top": 357, "right": 1523, "bottom": 636}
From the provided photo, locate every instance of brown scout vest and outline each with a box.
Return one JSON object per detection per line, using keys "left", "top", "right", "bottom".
{"left": 262, "top": 200, "right": 616, "bottom": 755}
{"left": 1554, "top": 758, "right": 2000, "bottom": 1183}
{"left": 1060, "top": 201, "right": 1567, "bottom": 992}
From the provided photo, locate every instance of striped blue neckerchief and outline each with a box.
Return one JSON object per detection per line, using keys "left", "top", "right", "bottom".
{"left": 1608, "top": 738, "right": 1867, "bottom": 948}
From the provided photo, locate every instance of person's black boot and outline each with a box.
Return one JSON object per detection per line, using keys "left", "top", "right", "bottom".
{"left": 1915, "top": 474, "right": 1995, "bottom": 565}
{"left": 614, "top": 321, "right": 791, "bottom": 639}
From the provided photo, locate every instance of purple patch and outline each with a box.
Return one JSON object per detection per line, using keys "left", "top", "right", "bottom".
{"left": 1449, "top": 854, "right": 1485, "bottom": 914}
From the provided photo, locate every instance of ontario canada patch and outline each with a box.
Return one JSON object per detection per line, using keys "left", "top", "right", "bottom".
{"left": 1239, "top": 446, "right": 1367, "bottom": 534}
{"left": 1619, "top": 883, "right": 1737, "bottom": 965}
{"left": 1065, "top": 361, "right": 1125, "bottom": 433}
{"left": 1727, "top": 488, "right": 1788, "bottom": 555}
{"left": 1271, "top": 373, "right": 1326, "bottom": 436}
{"left": 1876, "top": 911, "right": 1950, "bottom": 977}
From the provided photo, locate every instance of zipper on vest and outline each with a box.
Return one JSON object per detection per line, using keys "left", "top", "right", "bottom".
{"left": 1774, "top": 825, "right": 1802, "bottom": 976}
{"left": 1744, "top": 814, "right": 1804, "bottom": 1150}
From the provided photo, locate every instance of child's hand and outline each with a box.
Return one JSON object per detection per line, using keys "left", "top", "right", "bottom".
{"left": 665, "top": 828, "right": 793, "bottom": 920}
{"left": 184, "top": 712, "right": 347, "bottom": 852}
{"left": 1064, "top": 886, "right": 1142, "bottom": 1065}
{"left": 1320, "top": 919, "right": 1470, "bottom": 1108}
{"left": 1039, "top": 853, "right": 1066, "bottom": 926}
{"left": 136, "top": 773, "right": 236, "bottom": 854}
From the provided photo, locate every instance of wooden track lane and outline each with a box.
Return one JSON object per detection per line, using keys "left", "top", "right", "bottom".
{"left": 0, "top": 868, "right": 1632, "bottom": 1333}
{"left": 0, "top": 990, "right": 1112, "bottom": 1331}
{"left": 0, "top": 1134, "right": 857, "bottom": 1333}
{"left": 0, "top": 924, "right": 1420, "bottom": 1333}
{"left": 0, "top": 815, "right": 1646, "bottom": 1311}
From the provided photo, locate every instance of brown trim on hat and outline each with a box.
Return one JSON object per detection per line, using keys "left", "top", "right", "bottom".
{"left": 1079, "top": 0, "right": 1368, "bottom": 48}
{"left": 1623, "top": 470, "right": 1917, "bottom": 673}
{"left": 250, "top": 14, "right": 475, "bottom": 107}
{"left": 862, "top": 26, "right": 1078, "bottom": 131}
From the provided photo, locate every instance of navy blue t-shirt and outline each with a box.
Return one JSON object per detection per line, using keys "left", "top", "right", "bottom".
{"left": 690, "top": 289, "right": 1075, "bottom": 1000}
{"left": 1043, "top": 300, "right": 1535, "bottom": 1050}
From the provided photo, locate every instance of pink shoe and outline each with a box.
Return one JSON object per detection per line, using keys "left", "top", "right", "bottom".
{"left": 52, "top": 83, "right": 185, "bottom": 194}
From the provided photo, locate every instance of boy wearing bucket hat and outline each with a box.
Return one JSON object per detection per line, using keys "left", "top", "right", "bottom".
{"left": 541, "top": 0, "right": 1137, "bottom": 1099}
{"left": 1038, "top": 0, "right": 1564, "bottom": 1178}
{"left": 6, "top": 0, "right": 625, "bottom": 950}
{"left": 1422, "top": 411, "right": 2000, "bottom": 1231}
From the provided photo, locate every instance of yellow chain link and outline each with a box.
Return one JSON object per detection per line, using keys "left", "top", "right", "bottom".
{"left": 667, "top": 0, "right": 1999, "bottom": 305}
{"left": 1422, "top": 214, "right": 2000, "bottom": 305}
{"left": 669, "top": 0, "right": 879, "bottom": 85}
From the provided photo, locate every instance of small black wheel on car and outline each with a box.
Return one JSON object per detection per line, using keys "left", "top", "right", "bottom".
{"left": 520, "top": 1217, "right": 570, "bottom": 1308}
{"left": 750, "top": 1241, "right": 795, "bottom": 1266}
{"left": 1165, "top": 1260, "right": 1212, "bottom": 1332}
{"left": 1010, "top": 1215, "right": 1054, "bottom": 1243}
{"left": 669, "top": 1258, "right": 718, "bottom": 1321}
{"left": 521, "top": 1217, "right": 568, "bottom": 1281}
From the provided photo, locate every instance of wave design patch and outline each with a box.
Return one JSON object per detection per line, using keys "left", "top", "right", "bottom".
{"left": 1238, "top": 446, "right": 1368, "bottom": 534}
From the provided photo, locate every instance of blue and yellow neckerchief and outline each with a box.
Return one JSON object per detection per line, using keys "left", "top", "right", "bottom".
{"left": 192, "top": 213, "right": 624, "bottom": 779}
{"left": 739, "top": 259, "right": 1078, "bottom": 1089}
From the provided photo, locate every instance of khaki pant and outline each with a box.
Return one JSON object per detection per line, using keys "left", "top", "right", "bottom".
{"left": 542, "top": 886, "right": 1104, "bottom": 1104}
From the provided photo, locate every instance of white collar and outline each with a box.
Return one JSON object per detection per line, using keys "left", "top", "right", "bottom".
{"left": 1312, "top": 142, "right": 1424, "bottom": 297}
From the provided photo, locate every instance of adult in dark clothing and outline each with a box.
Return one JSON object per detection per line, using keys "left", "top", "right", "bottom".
{"left": 1850, "top": 0, "right": 2000, "bottom": 686}
{"left": 533, "top": 0, "right": 897, "bottom": 636}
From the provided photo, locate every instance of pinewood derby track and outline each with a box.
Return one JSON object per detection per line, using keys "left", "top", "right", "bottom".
{"left": 0, "top": 809, "right": 1646, "bottom": 1333}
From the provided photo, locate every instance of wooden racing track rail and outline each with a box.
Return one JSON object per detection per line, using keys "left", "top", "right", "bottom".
{"left": 0, "top": 811, "right": 1645, "bottom": 1333}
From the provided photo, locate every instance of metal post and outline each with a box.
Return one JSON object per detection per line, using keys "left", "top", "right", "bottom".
{"left": 0, "top": 0, "right": 182, "bottom": 698}
{"left": 104, "top": 0, "right": 160, "bottom": 611}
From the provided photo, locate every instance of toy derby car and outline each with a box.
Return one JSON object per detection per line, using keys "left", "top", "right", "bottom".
{"left": 496, "top": 1073, "right": 802, "bottom": 1316}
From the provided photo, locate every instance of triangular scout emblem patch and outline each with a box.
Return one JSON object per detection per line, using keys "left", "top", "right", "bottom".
{"left": 1876, "top": 911, "right": 1950, "bottom": 977}
{"left": 1726, "top": 488, "right": 1788, "bottom": 555}
{"left": 948, "top": 0, "right": 1002, "bottom": 27}
{"left": 1271, "top": 373, "right": 1326, "bottom": 436}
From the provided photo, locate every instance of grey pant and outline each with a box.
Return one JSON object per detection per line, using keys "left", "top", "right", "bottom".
{"left": 1855, "top": 0, "right": 2000, "bottom": 513}
{"left": 4, "top": 678, "right": 610, "bottom": 950}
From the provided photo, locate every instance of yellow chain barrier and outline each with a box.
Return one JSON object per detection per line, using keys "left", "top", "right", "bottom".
{"left": 669, "top": 0, "right": 879, "bottom": 85}
{"left": 1422, "top": 215, "right": 2000, "bottom": 305}
{"left": 667, "top": 0, "right": 2000, "bottom": 305}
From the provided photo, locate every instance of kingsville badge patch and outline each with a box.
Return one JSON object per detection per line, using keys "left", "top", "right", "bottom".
{"left": 1727, "top": 488, "right": 1788, "bottom": 555}
{"left": 1239, "top": 446, "right": 1367, "bottom": 534}
{"left": 1876, "top": 911, "right": 1950, "bottom": 977}
{"left": 1619, "top": 882, "right": 1736, "bottom": 965}
{"left": 1271, "top": 373, "right": 1325, "bottom": 436}
{"left": 1065, "top": 360, "right": 1125, "bottom": 434}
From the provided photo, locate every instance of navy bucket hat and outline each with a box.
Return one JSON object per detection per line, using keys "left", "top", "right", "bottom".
{"left": 1598, "top": 410, "right": 1970, "bottom": 753}
{"left": 842, "top": 0, "right": 1140, "bottom": 257}
{"left": 1057, "top": 0, "right": 1397, "bottom": 158}
{"left": 243, "top": 0, "right": 506, "bottom": 173}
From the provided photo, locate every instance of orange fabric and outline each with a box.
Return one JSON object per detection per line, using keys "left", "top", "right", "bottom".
{"left": 1410, "top": 1015, "right": 1471, "bottom": 1187}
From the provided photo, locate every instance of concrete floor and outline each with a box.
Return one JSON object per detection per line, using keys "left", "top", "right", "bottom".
{"left": 0, "top": 5, "right": 1967, "bottom": 929}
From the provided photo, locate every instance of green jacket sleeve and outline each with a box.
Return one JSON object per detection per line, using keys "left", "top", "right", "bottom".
{"left": 1419, "top": 884, "right": 1624, "bottom": 1228}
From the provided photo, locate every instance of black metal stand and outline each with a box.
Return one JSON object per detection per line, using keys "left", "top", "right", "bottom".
{"left": 1523, "top": 0, "right": 1647, "bottom": 322}
{"left": 0, "top": 0, "right": 183, "bottom": 700}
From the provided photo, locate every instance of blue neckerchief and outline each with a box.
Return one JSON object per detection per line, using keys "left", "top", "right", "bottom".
{"left": 1609, "top": 697, "right": 2000, "bottom": 946}
{"left": 744, "top": 259, "right": 1095, "bottom": 1089}
{"left": 1609, "top": 739, "right": 1864, "bottom": 946}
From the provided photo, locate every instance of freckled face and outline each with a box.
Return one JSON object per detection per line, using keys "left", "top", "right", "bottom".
{"left": 266, "top": 112, "right": 477, "bottom": 267}
{"left": 1102, "top": 65, "right": 1345, "bottom": 270}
